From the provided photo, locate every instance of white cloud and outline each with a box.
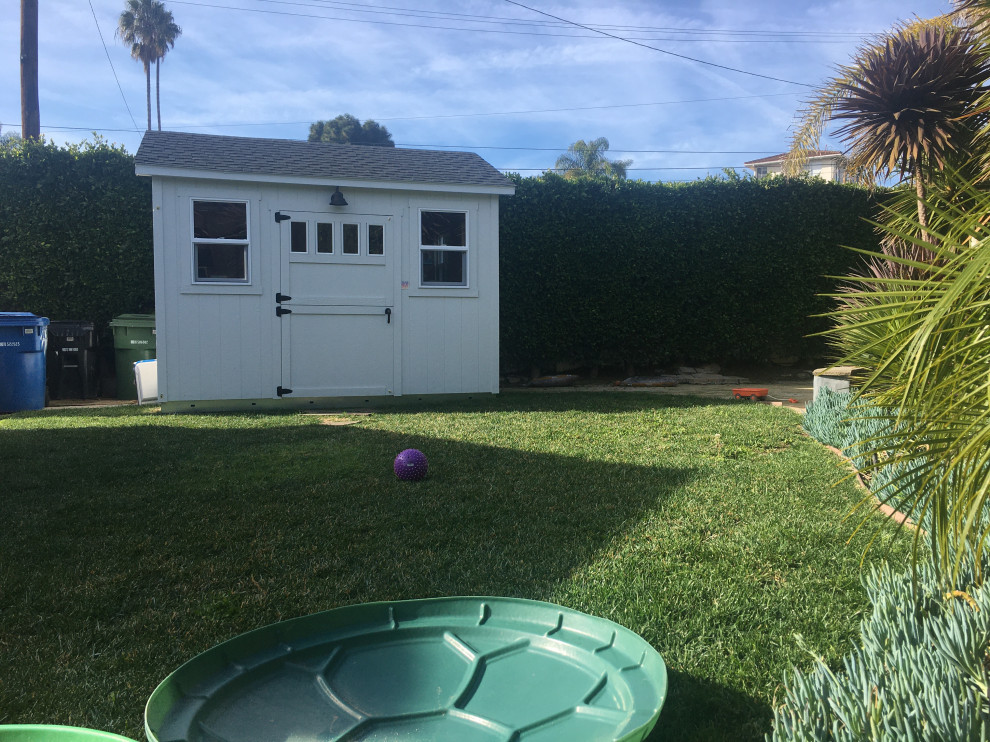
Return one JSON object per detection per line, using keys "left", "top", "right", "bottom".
{"left": 0, "top": 0, "right": 954, "bottom": 177}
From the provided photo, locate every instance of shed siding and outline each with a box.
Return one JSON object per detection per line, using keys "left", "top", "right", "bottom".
{"left": 400, "top": 193, "right": 499, "bottom": 395}
{"left": 153, "top": 175, "right": 501, "bottom": 403}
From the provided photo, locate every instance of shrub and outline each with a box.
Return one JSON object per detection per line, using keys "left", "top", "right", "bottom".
{"left": 0, "top": 137, "right": 153, "bottom": 330}
{"left": 802, "top": 387, "right": 854, "bottom": 448}
{"left": 768, "top": 558, "right": 990, "bottom": 741}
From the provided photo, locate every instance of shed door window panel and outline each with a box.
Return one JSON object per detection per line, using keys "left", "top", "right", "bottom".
{"left": 420, "top": 210, "right": 467, "bottom": 287}
{"left": 290, "top": 221, "right": 308, "bottom": 253}
{"left": 192, "top": 200, "right": 249, "bottom": 283}
{"left": 342, "top": 224, "right": 359, "bottom": 255}
{"left": 288, "top": 219, "right": 384, "bottom": 264}
{"left": 368, "top": 224, "right": 384, "bottom": 256}
{"left": 317, "top": 222, "right": 333, "bottom": 254}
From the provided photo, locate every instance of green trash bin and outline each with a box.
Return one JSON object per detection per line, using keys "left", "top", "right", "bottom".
{"left": 110, "top": 313, "right": 156, "bottom": 400}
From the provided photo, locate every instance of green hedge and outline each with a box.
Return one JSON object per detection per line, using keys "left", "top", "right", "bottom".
{"left": 0, "top": 137, "right": 153, "bottom": 331}
{"left": 1, "top": 142, "right": 880, "bottom": 369}
{"left": 499, "top": 174, "right": 882, "bottom": 372}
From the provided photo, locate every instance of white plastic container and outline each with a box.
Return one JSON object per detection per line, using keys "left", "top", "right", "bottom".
{"left": 134, "top": 359, "right": 158, "bottom": 404}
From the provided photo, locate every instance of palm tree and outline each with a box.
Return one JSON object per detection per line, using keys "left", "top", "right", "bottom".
{"left": 554, "top": 138, "right": 632, "bottom": 181}
{"left": 150, "top": 2, "right": 180, "bottom": 131}
{"left": 117, "top": 0, "right": 180, "bottom": 132}
{"left": 826, "top": 174, "right": 990, "bottom": 586}
{"left": 117, "top": 0, "right": 156, "bottom": 130}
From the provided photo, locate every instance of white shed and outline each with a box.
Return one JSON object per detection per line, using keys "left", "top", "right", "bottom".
{"left": 134, "top": 131, "right": 515, "bottom": 411}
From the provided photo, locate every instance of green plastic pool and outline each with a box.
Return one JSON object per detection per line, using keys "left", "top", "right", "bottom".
{"left": 0, "top": 726, "right": 135, "bottom": 742}
{"left": 146, "top": 597, "right": 667, "bottom": 741}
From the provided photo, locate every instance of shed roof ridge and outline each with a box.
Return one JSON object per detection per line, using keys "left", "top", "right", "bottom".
{"left": 135, "top": 130, "right": 514, "bottom": 191}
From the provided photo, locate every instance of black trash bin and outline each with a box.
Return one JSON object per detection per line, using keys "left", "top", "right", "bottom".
{"left": 47, "top": 320, "right": 99, "bottom": 400}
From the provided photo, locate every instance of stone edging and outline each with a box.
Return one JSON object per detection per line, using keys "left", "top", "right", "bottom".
{"left": 825, "top": 444, "right": 918, "bottom": 530}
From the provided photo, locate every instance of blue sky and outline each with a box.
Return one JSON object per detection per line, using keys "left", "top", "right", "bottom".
{"left": 1, "top": 0, "right": 953, "bottom": 180}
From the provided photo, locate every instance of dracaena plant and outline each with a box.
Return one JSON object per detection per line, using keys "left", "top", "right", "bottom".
{"left": 788, "top": 16, "right": 990, "bottom": 243}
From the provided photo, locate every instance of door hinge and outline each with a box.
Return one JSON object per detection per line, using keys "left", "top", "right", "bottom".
{"left": 275, "top": 211, "right": 291, "bottom": 223}
{"left": 276, "top": 306, "right": 292, "bottom": 317}
{"left": 277, "top": 385, "right": 293, "bottom": 397}
{"left": 276, "top": 292, "right": 292, "bottom": 303}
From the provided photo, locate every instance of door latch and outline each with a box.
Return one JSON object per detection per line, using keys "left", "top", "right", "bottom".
{"left": 385, "top": 307, "right": 392, "bottom": 324}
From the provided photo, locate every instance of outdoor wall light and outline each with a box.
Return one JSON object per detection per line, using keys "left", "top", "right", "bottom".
{"left": 329, "top": 186, "right": 348, "bottom": 206}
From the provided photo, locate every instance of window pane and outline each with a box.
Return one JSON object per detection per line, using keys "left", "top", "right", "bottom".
{"left": 317, "top": 222, "right": 333, "bottom": 253}
{"left": 421, "top": 250, "right": 466, "bottom": 285}
{"left": 368, "top": 224, "right": 384, "bottom": 255}
{"left": 421, "top": 211, "right": 465, "bottom": 247}
{"left": 343, "top": 223, "right": 359, "bottom": 254}
{"left": 196, "top": 243, "right": 247, "bottom": 281}
{"left": 290, "top": 221, "right": 307, "bottom": 253}
{"left": 194, "top": 201, "right": 247, "bottom": 239}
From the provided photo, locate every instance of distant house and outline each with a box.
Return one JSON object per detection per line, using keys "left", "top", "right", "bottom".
{"left": 743, "top": 150, "right": 846, "bottom": 182}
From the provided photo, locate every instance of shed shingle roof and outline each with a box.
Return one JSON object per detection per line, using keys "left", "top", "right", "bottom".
{"left": 135, "top": 130, "right": 515, "bottom": 191}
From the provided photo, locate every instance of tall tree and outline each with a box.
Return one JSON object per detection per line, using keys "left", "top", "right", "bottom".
{"left": 554, "top": 138, "right": 632, "bottom": 181}
{"left": 20, "top": 0, "right": 40, "bottom": 139}
{"left": 117, "top": 0, "right": 180, "bottom": 132}
{"left": 308, "top": 114, "right": 395, "bottom": 146}
{"left": 150, "top": 3, "right": 180, "bottom": 131}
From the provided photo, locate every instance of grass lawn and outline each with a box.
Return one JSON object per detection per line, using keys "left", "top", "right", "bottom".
{"left": 0, "top": 392, "right": 906, "bottom": 741}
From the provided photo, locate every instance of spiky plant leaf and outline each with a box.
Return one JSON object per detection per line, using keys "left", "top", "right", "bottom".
{"left": 823, "top": 171, "right": 990, "bottom": 586}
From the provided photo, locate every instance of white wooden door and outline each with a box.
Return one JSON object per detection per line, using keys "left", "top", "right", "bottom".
{"left": 276, "top": 211, "right": 396, "bottom": 398}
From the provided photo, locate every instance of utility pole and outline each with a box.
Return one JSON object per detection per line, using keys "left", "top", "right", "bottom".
{"left": 20, "top": 0, "right": 40, "bottom": 139}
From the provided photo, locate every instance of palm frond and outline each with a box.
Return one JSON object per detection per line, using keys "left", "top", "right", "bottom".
{"left": 824, "top": 172, "right": 990, "bottom": 585}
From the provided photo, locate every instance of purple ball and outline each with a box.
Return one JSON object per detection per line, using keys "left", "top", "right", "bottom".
{"left": 394, "top": 448, "right": 429, "bottom": 481}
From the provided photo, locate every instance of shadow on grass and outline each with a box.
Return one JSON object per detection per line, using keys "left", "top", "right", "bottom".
{"left": 647, "top": 669, "right": 773, "bottom": 742}
{"left": 0, "top": 402, "right": 790, "bottom": 741}
{"left": 0, "top": 388, "right": 749, "bottom": 426}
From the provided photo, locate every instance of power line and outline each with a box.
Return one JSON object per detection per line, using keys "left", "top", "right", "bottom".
{"left": 88, "top": 0, "right": 140, "bottom": 132}
{"left": 375, "top": 92, "right": 801, "bottom": 121}
{"left": 233, "top": 0, "right": 873, "bottom": 40}
{"left": 400, "top": 145, "right": 774, "bottom": 154}
{"left": 8, "top": 123, "right": 782, "bottom": 156}
{"left": 502, "top": 0, "right": 815, "bottom": 88}
{"left": 166, "top": 0, "right": 866, "bottom": 44}
{"left": 259, "top": 0, "right": 872, "bottom": 37}
{"left": 3, "top": 90, "right": 801, "bottom": 134}
{"left": 519, "top": 168, "right": 747, "bottom": 171}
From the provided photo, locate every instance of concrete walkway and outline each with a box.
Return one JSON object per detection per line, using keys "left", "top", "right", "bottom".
{"left": 508, "top": 378, "right": 812, "bottom": 412}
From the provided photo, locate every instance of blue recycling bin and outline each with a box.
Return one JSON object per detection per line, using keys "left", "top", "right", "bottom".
{"left": 0, "top": 312, "right": 50, "bottom": 413}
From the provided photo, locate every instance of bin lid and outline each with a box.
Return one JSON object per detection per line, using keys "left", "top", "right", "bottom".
{"left": 49, "top": 319, "right": 95, "bottom": 330}
{"left": 0, "top": 312, "right": 50, "bottom": 327}
{"left": 109, "top": 313, "right": 155, "bottom": 328}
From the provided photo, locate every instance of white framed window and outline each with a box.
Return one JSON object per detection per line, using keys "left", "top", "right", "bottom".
{"left": 755, "top": 166, "right": 768, "bottom": 177}
{"left": 191, "top": 199, "right": 250, "bottom": 283}
{"left": 286, "top": 217, "right": 385, "bottom": 264}
{"left": 420, "top": 209, "right": 467, "bottom": 287}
